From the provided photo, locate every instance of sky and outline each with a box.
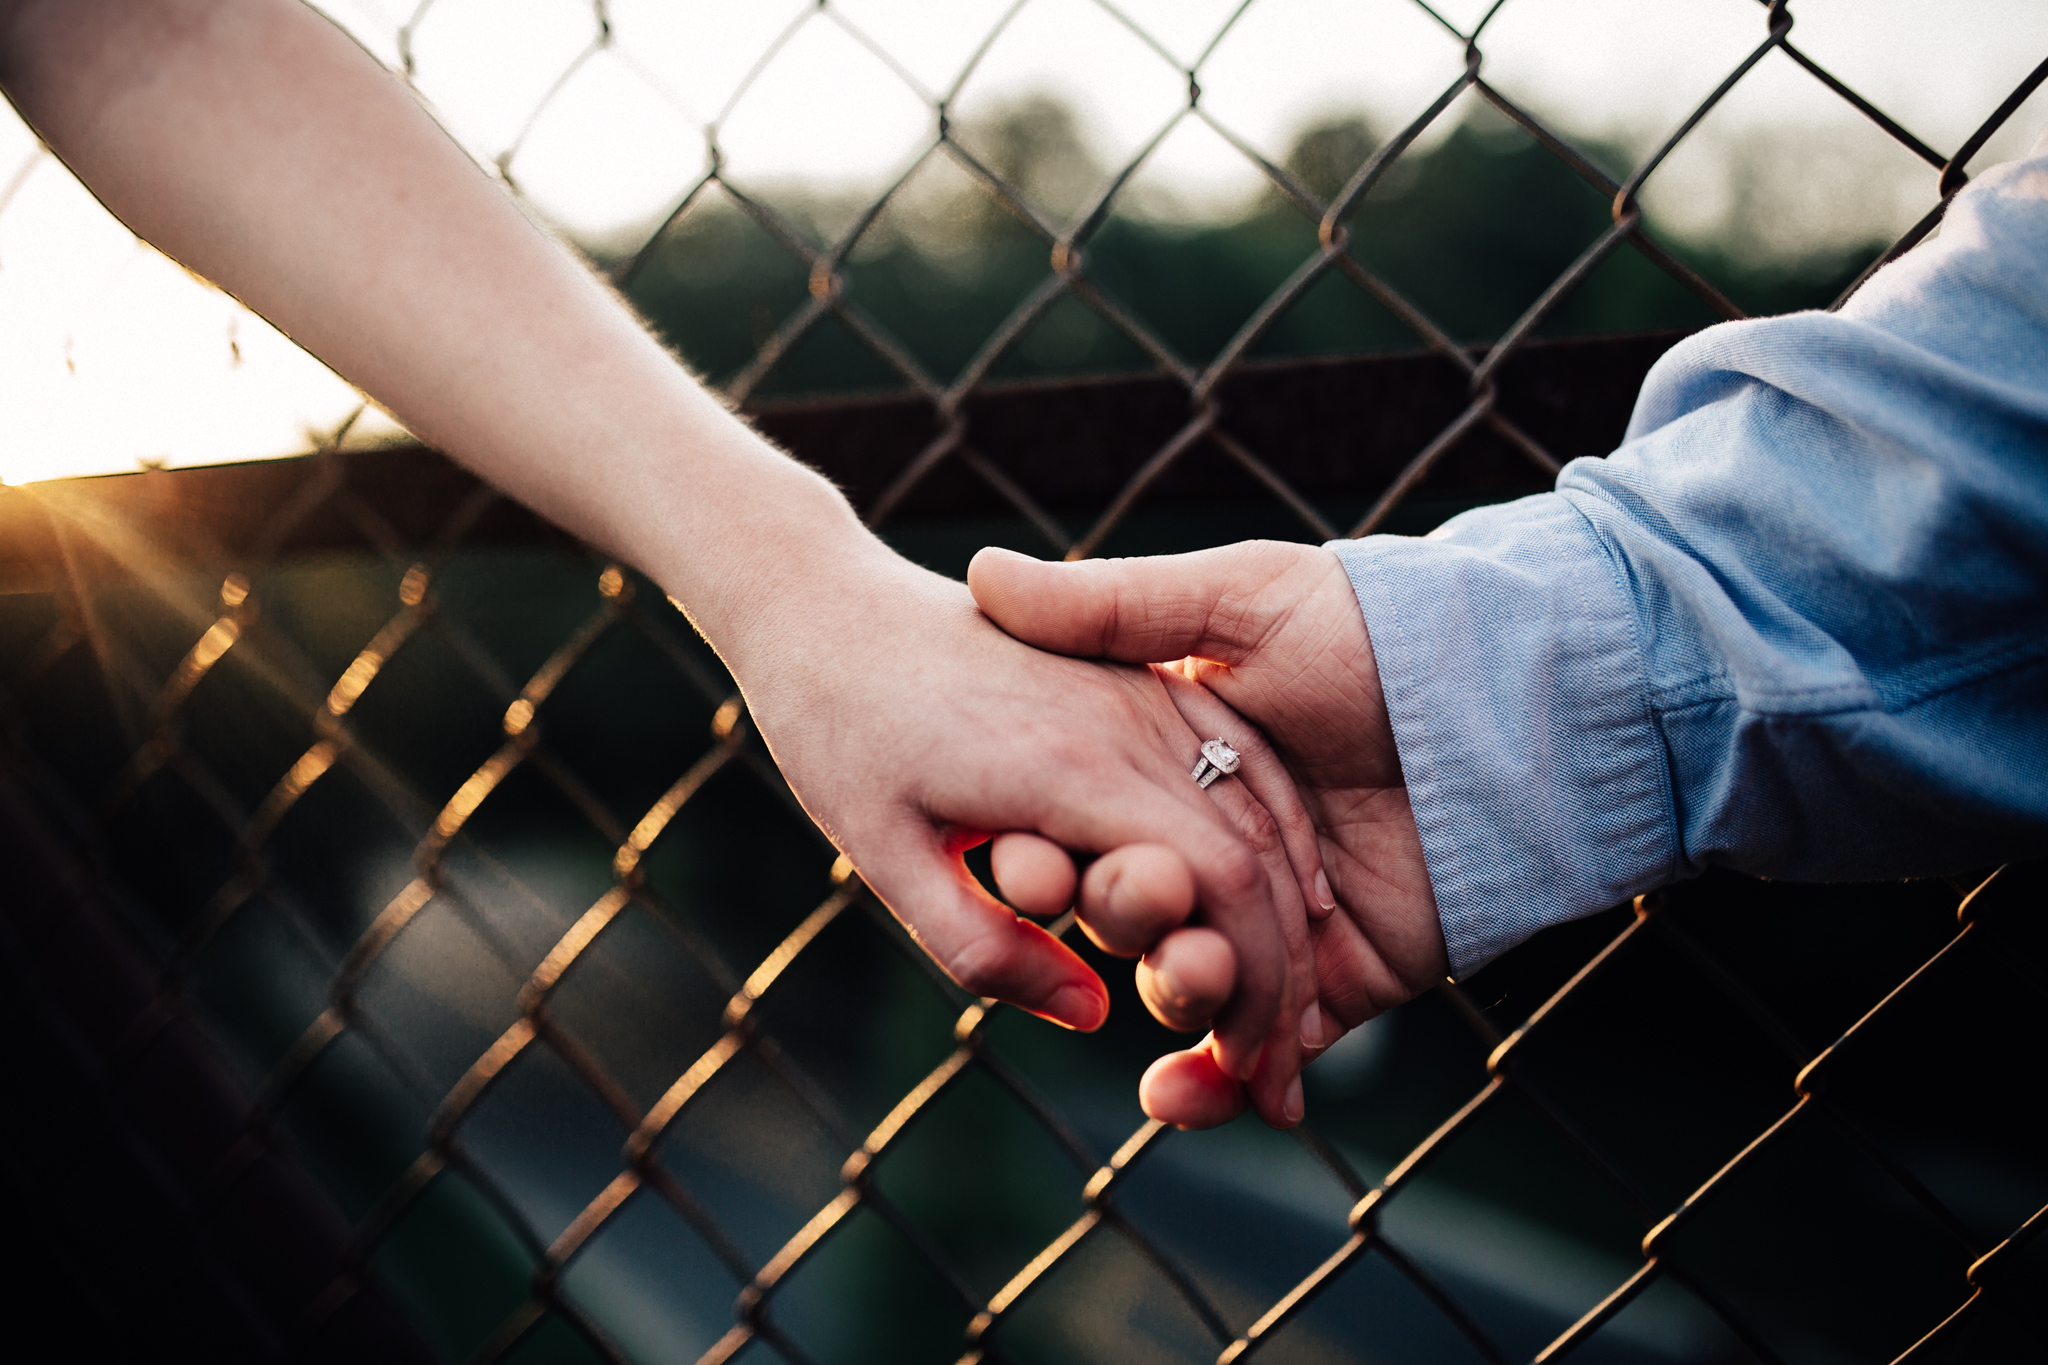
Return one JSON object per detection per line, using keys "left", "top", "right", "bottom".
{"left": 3, "top": 0, "right": 2044, "bottom": 484}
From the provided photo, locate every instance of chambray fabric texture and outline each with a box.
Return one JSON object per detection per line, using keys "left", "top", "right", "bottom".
{"left": 1331, "top": 133, "right": 2048, "bottom": 979}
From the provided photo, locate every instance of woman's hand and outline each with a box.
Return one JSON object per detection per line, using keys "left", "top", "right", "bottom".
{"left": 703, "top": 538, "right": 1324, "bottom": 1127}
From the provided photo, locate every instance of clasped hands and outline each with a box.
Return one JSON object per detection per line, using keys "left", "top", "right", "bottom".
{"left": 1, "top": 0, "right": 1438, "bottom": 1131}
{"left": 741, "top": 537, "right": 1448, "bottom": 1132}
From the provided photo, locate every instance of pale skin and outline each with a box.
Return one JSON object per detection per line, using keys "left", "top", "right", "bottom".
{"left": 972, "top": 541, "right": 1450, "bottom": 1125}
{"left": 0, "top": 0, "right": 1340, "bottom": 1124}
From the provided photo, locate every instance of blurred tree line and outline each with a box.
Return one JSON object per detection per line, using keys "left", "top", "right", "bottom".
{"left": 614, "top": 96, "right": 1886, "bottom": 400}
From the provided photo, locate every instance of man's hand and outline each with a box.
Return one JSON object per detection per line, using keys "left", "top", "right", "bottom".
{"left": 968, "top": 541, "right": 1450, "bottom": 1126}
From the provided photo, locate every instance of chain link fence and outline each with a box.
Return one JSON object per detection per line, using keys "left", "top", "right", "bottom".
{"left": 2, "top": 2, "right": 2046, "bottom": 1362}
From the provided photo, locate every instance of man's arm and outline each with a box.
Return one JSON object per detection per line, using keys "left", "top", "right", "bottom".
{"left": 977, "top": 131, "right": 2048, "bottom": 1015}
{"left": 1333, "top": 128, "right": 2048, "bottom": 973}
{"left": 0, "top": 0, "right": 1327, "bottom": 1123}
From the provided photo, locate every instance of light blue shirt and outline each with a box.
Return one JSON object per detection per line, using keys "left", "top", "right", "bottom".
{"left": 1331, "top": 132, "right": 2048, "bottom": 977}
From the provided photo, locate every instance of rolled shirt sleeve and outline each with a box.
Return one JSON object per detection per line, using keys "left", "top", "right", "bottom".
{"left": 1331, "top": 132, "right": 2048, "bottom": 978}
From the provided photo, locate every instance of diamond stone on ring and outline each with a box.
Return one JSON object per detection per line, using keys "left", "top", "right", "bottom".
{"left": 1190, "top": 738, "right": 1241, "bottom": 789}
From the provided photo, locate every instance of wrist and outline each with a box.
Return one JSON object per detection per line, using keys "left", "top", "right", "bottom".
{"left": 626, "top": 431, "right": 913, "bottom": 685}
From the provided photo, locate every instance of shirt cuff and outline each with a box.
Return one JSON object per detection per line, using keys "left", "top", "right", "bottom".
{"left": 1325, "top": 493, "right": 1680, "bottom": 977}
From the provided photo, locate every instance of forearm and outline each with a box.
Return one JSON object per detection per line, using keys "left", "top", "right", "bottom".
{"left": 0, "top": 0, "right": 884, "bottom": 667}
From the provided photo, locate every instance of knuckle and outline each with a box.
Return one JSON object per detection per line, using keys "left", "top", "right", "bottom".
{"left": 1202, "top": 842, "right": 1265, "bottom": 906}
{"left": 1229, "top": 798, "right": 1285, "bottom": 858}
{"left": 942, "top": 930, "right": 1015, "bottom": 999}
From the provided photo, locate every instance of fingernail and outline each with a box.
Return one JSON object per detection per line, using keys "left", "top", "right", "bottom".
{"left": 1045, "top": 985, "right": 1107, "bottom": 1031}
{"left": 1314, "top": 870, "right": 1336, "bottom": 913}
{"left": 1284, "top": 1076, "right": 1305, "bottom": 1125}
{"left": 1299, "top": 1003, "right": 1323, "bottom": 1051}
{"left": 1237, "top": 1041, "right": 1266, "bottom": 1082}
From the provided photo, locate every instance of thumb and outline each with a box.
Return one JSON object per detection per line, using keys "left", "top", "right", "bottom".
{"left": 859, "top": 828, "right": 1111, "bottom": 1032}
{"left": 968, "top": 543, "right": 1292, "bottom": 667}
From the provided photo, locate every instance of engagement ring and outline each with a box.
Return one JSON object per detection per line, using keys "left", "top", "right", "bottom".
{"left": 1190, "top": 738, "right": 1241, "bottom": 789}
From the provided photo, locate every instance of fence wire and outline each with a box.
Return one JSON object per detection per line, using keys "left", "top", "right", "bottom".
{"left": 2, "top": 2, "right": 2046, "bottom": 1362}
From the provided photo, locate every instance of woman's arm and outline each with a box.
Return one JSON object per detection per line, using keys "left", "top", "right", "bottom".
{"left": 0, "top": 0, "right": 827, "bottom": 621}
{"left": 0, "top": 0, "right": 1321, "bottom": 1123}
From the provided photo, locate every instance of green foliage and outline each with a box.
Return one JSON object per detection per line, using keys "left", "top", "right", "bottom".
{"left": 617, "top": 101, "right": 1886, "bottom": 400}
